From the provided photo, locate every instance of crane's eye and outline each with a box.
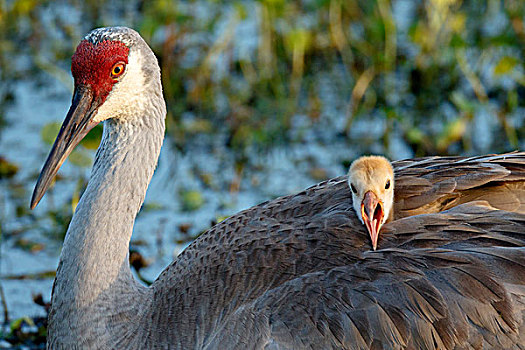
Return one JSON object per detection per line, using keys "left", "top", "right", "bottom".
{"left": 350, "top": 183, "right": 357, "bottom": 194}
{"left": 111, "top": 62, "right": 126, "bottom": 78}
{"left": 385, "top": 179, "right": 390, "bottom": 189}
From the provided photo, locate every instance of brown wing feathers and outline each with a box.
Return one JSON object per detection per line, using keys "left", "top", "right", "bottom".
{"left": 394, "top": 152, "right": 525, "bottom": 218}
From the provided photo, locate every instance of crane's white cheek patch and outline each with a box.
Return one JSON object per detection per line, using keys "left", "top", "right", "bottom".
{"left": 92, "top": 51, "right": 146, "bottom": 123}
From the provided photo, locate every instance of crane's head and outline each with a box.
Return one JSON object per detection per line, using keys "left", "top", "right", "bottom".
{"left": 30, "top": 27, "right": 164, "bottom": 209}
{"left": 348, "top": 156, "right": 394, "bottom": 250}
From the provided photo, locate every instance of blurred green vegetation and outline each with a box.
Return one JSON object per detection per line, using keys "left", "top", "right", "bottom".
{"left": 0, "top": 0, "right": 523, "bottom": 158}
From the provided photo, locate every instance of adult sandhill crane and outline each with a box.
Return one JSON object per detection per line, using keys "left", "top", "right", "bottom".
{"left": 31, "top": 27, "right": 525, "bottom": 349}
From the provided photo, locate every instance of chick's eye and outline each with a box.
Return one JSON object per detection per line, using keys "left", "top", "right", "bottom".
{"left": 350, "top": 183, "right": 357, "bottom": 194}
{"left": 385, "top": 179, "right": 390, "bottom": 190}
{"left": 111, "top": 62, "right": 126, "bottom": 78}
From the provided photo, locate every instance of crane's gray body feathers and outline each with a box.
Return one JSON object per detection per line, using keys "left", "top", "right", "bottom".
{"left": 50, "top": 152, "right": 525, "bottom": 349}
{"left": 147, "top": 156, "right": 525, "bottom": 350}
{"left": 46, "top": 27, "right": 525, "bottom": 349}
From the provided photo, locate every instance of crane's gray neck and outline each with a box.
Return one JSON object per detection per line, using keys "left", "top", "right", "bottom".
{"left": 49, "top": 105, "right": 165, "bottom": 345}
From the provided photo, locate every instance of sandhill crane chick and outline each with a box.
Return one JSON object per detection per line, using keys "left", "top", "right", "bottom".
{"left": 348, "top": 156, "right": 394, "bottom": 250}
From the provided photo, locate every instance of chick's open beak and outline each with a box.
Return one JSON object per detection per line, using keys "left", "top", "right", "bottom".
{"left": 361, "top": 191, "right": 384, "bottom": 250}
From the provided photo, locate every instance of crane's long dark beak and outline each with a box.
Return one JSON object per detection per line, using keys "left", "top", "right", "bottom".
{"left": 30, "top": 86, "right": 99, "bottom": 209}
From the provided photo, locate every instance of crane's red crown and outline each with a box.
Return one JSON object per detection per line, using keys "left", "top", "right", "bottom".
{"left": 71, "top": 40, "right": 130, "bottom": 103}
